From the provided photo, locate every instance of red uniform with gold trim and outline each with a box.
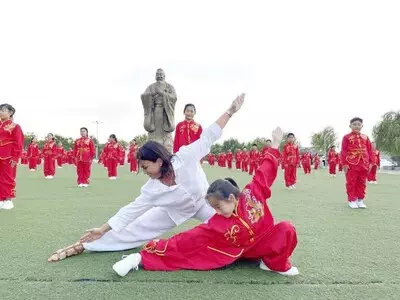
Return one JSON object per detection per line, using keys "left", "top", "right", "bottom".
{"left": 235, "top": 150, "right": 242, "bottom": 170}
{"left": 173, "top": 120, "right": 203, "bottom": 153}
{"left": 140, "top": 148, "right": 297, "bottom": 272}
{"left": 340, "top": 132, "right": 374, "bottom": 202}
{"left": 248, "top": 149, "right": 260, "bottom": 176}
{"left": 27, "top": 143, "right": 40, "bottom": 170}
{"left": 337, "top": 152, "right": 343, "bottom": 172}
{"left": 313, "top": 154, "right": 320, "bottom": 170}
{"left": 73, "top": 137, "right": 95, "bottom": 185}
{"left": 208, "top": 153, "right": 215, "bottom": 166}
{"left": 128, "top": 144, "right": 139, "bottom": 173}
{"left": 218, "top": 152, "right": 226, "bottom": 167}
{"left": 282, "top": 143, "right": 299, "bottom": 187}
{"left": 241, "top": 151, "right": 249, "bottom": 172}
{"left": 0, "top": 120, "right": 24, "bottom": 201}
{"left": 367, "top": 149, "right": 381, "bottom": 182}
{"left": 301, "top": 152, "right": 312, "bottom": 174}
{"left": 56, "top": 146, "right": 65, "bottom": 167}
{"left": 21, "top": 150, "right": 28, "bottom": 165}
{"left": 103, "top": 141, "right": 124, "bottom": 178}
{"left": 42, "top": 141, "right": 57, "bottom": 177}
{"left": 328, "top": 149, "right": 337, "bottom": 175}
{"left": 226, "top": 151, "right": 233, "bottom": 169}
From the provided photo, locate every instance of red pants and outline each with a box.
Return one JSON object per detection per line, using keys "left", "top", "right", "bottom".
{"left": 345, "top": 167, "right": 368, "bottom": 201}
{"left": 209, "top": 160, "right": 214, "bottom": 166}
{"left": 43, "top": 157, "right": 56, "bottom": 176}
{"left": 367, "top": 165, "right": 377, "bottom": 182}
{"left": 28, "top": 158, "right": 38, "bottom": 170}
{"left": 130, "top": 158, "right": 138, "bottom": 172}
{"left": 0, "top": 159, "right": 17, "bottom": 201}
{"left": 236, "top": 160, "right": 241, "bottom": 170}
{"left": 141, "top": 221, "right": 297, "bottom": 272}
{"left": 338, "top": 164, "right": 343, "bottom": 172}
{"left": 227, "top": 160, "right": 232, "bottom": 169}
{"left": 302, "top": 163, "right": 311, "bottom": 174}
{"left": 77, "top": 161, "right": 92, "bottom": 184}
{"left": 107, "top": 159, "right": 118, "bottom": 177}
{"left": 249, "top": 162, "right": 258, "bottom": 176}
{"left": 284, "top": 165, "right": 297, "bottom": 187}
{"left": 329, "top": 163, "right": 337, "bottom": 175}
{"left": 57, "top": 158, "right": 63, "bottom": 167}
{"left": 242, "top": 162, "right": 248, "bottom": 172}
{"left": 314, "top": 162, "right": 319, "bottom": 170}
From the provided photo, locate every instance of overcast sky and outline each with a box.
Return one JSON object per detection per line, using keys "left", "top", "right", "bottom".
{"left": 1, "top": 0, "right": 399, "bottom": 146}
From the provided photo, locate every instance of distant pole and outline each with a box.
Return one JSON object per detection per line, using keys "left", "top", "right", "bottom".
{"left": 92, "top": 120, "right": 102, "bottom": 159}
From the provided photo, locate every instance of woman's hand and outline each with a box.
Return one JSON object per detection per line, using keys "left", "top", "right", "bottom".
{"left": 80, "top": 224, "right": 111, "bottom": 243}
{"left": 227, "top": 93, "right": 245, "bottom": 115}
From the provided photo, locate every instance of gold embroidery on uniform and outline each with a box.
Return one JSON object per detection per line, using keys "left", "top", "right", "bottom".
{"left": 242, "top": 189, "right": 264, "bottom": 224}
{"left": 3, "top": 122, "right": 16, "bottom": 133}
{"left": 224, "top": 225, "right": 240, "bottom": 244}
{"left": 207, "top": 246, "right": 244, "bottom": 258}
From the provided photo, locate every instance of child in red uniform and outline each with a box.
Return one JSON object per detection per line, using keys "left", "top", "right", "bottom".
{"left": 367, "top": 142, "right": 380, "bottom": 184}
{"left": 112, "top": 127, "right": 299, "bottom": 277}
{"left": 337, "top": 151, "right": 343, "bottom": 172}
{"left": 313, "top": 154, "right": 320, "bottom": 170}
{"left": 27, "top": 137, "right": 40, "bottom": 171}
{"left": 328, "top": 145, "right": 337, "bottom": 177}
{"left": 128, "top": 139, "right": 139, "bottom": 173}
{"left": 103, "top": 134, "right": 124, "bottom": 179}
{"left": 208, "top": 153, "right": 215, "bottom": 166}
{"left": 173, "top": 104, "right": 202, "bottom": 153}
{"left": 56, "top": 142, "right": 65, "bottom": 168}
{"left": 282, "top": 133, "right": 299, "bottom": 189}
{"left": 0, "top": 104, "right": 24, "bottom": 210}
{"left": 73, "top": 127, "right": 95, "bottom": 187}
{"left": 341, "top": 117, "right": 374, "bottom": 209}
{"left": 235, "top": 149, "right": 242, "bottom": 170}
{"left": 248, "top": 144, "right": 259, "bottom": 176}
{"left": 226, "top": 150, "right": 233, "bottom": 169}
{"left": 42, "top": 133, "right": 57, "bottom": 179}
{"left": 301, "top": 151, "right": 312, "bottom": 174}
{"left": 241, "top": 147, "right": 249, "bottom": 172}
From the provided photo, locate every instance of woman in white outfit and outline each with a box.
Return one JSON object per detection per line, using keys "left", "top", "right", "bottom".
{"left": 48, "top": 94, "right": 245, "bottom": 262}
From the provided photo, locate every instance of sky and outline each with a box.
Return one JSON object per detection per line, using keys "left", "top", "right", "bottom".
{"left": 1, "top": 0, "right": 399, "bottom": 146}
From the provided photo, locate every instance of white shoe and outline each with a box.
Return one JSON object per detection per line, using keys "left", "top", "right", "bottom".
{"left": 3, "top": 200, "right": 14, "bottom": 210}
{"left": 48, "top": 176, "right": 54, "bottom": 179}
{"left": 30, "top": 169, "right": 36, "bottom": 172}
{"left": 113, "top": 253, "right": 142, "bottom": 277}
{"left": 348, "top": 201, "right": 358, "bottom": 209}
{"left": 82, "top": 184, "right": 89, "bottom": 188}
{"left": 374, "top": 181, "right": 378, "bottom": 185}
{"left": 58, "top": 166, "right": 62, "bottom": 169}
{"left": 291, "top": 185, "right": 296, "bottom": 189}
{"left": 287, "top": 186, "right": 292, "bottom": 190}
{"left": 259, "top": 261, "right": 299, "bottom": 276}
{"left": 78, "top": 184, "right": 83, "bottom": 187}
{"left": 356, "top": 200, "right": 367, "bottom": 209}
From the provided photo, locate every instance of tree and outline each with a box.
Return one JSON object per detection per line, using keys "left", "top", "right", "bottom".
{"left": 311, "top": 126, "right": 337, "bottom": 155}
{"left": 221, "top": 138, "right": 242, "bottom": 153}
{"left": 54, "top": 134, "right": 74, "bottom": 149}
{"left": 373, "top": 111, "right": 400, "bottom": 164}
{"left": 119, "top": 139, "right": 129, "bottom": 150}
{"left": 133, "top": 134, "right": 148, "bottom": 147}
{"left": 24, "top": 132, "right": 37, "bottom": 149}
{"left": 210, "top": 143, "right": 223, "bottom": 155}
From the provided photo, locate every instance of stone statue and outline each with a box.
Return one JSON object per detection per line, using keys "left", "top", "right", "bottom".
{"left": 141, "top": 69, "right": 177, "bottom": 152}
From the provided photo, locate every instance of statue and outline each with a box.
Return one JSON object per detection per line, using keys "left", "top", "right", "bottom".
{"left": 141, "top": 69, "right": 177, "bottom": 152}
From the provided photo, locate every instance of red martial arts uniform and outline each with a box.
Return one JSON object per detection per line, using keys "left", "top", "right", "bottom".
{"left": 21, "top": 151, "right": 28, "bottom": 165}
{"left": 27, "top": 143, "right": 40, "bottom": 170}
{"left": 128, "top": 144, "right": 139, "bottom": 173}
{"left": 341, "top": 132, "right": 374, "bottom": 202}
{"left": 42, "top": 141, "right": 57, "bottom": 177}
{"left": 337, "top": 152, "right": 343, "bottom": 172}
{"left": 227, "top": 152, "right": 233, "bottom": 169}
{"left": 301, "top": 152, "right": 312, "bottom": 174}
{"left": 328, "top": 149, "right": 337, "bottom": 175}
{"left": 0, "top": 120, "right": 24, "bottom": 201}
{"left": 241, "top": 151, "right": 249, "bottom": 172}
{"left": 235, "top": 150, "right": 242, "bottom": 170}
{"left": 56, "top": 146, "right": 65, "bottom": 167}
{"left": 313, "top": 155, "right": 320, "bottom": 170}
{"left": 367, "top": 149, "right": 380, "bottom": 182}
{"left": 248, "top": 149, "right": 259, "bottom": 176}
{"left": 103, "top": 141, "right": 124, "bottom": 178}
{"left": 282, "top": 143, "right": 300, "bottom": 187}
{"left": 140, "top": 148, "right": 297, "bottom": 272}
{"left": 73, "top": 137, "right": 95, "bottom": 185}
{"left": 173, "top": 120, "right": 202, "bottom": 153}
{"left": 208, "top": 154, "right": 215, "bottom": 166}
{"left": 218, "top": 153, "right": 226, "bottom": 168}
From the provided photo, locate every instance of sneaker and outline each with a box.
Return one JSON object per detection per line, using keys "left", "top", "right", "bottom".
{"left": 356, "top": 200, "right": 367, "bottom": 209}
{"left": 291, "top": 185, "right": 296, "bottom": 189}
{"left": 30, "top": 169, "right": 36, "bottom": 172}
{"left": 112, "top": 253, "right": 142, "bottom": 277}
{"left": 259, "top": 261, "right": 299, "bottom": 276}
{"left": 374, "top": 181, "right": 378, "bottom": 185}
{"left": 348, "top": 201, "right": 358, "bottom": 209}
{"left": 82, "top": 184, "right": 89, "bottom": 188}
{"left": 3, "top": 200, "right": 14, "bottom": 210}
{"left": 78, "top": 184, "right": 83, "bottom": 187}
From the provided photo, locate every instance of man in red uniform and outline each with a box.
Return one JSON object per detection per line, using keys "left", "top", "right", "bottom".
{"left": 328, "top": 145, "right": 338, "bottom": 177}
{"left": 73, "top": 127, "right": 95, "bottom": 187}
{"left": 27, "top": 137, "right": 40, "bottom": 171}
{"left": 313, "top": 154, "right": 320, "bottom": 170}
{"left": 42, "top": 134, "right": 57, "bottom": 179}
{"left": 226, "top": 150, "right": 233, "bottom": 170}
{"left": 301, "top": 150, "right": 312, "bottom": 174}
{"left": 218, "top": 152, "right": 226, "bottom": 168}
{"left": 248, "top": 144, "right": 259, "bottom": 176}
{"left": 235, "top": 149, "right": 242, "bottom": 170}
{"left": 367, "top": 142, "right": 380, "bottom": 184}
{"left": 128, "top": 139, "right": 139, "bottom": 173}
{"left": 241, "top": 147, "right": 249, "bottom": 172}
{"left": 282, "top": 133, "right": 299, "bottom": 189}
{"left": 341, "top": 117, "right": 374, "bottom": 209}
{"left": 0, "top": 104, "right": 24, "bottom": 210}
{"left": 173, "top": 104, "right": 203, "bottom": 153}
{"left": 56, "top": 142, "right": 65, "bottom": 168}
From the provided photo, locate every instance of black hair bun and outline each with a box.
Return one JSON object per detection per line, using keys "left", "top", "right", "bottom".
{"left": 224, "top": 177, "right": 239, "bottom": 188}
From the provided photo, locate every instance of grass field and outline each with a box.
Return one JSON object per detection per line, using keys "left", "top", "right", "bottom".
{"left": 1, "top": 164, "right": 400, "bottom": 300}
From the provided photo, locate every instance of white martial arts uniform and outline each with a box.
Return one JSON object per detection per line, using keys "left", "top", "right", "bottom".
{"left": 84, "top": 123, "right": 222, "bottom": 251}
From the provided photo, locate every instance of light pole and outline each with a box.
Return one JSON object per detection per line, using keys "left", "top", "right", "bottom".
{"left": 92, "top": 120, "right": 103, "bottom": 160}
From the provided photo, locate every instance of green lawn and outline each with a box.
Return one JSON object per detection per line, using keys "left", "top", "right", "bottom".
{"left": 1, "top": 164, "right": 400, "bottom": 300}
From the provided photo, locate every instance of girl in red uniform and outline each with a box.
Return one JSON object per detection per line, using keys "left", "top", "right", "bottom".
{"left": 103, "top": 134, "right": 124, "bottom": 179}
{"left": 42, "top": 133, "right": 57, "bottom": 179}
{"left": 112, "top": 127, "right": 299, "bottom": 277}
{"left": 0, "top": 104, "right": 24, "bottom": 210}
{"left": 128, "top": 139, "right": 139, "bottom": 173}
{"left": 56, "top": 142, "right": 65, "bottom": 168}
{"left": 27, "top": 137, "right": 40, "bottom": 171}
{"left": 173, "top": 104, "right": 203, "bottom": 153}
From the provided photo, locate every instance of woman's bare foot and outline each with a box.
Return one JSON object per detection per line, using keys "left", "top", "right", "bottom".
{"left": 48, "top": 242, "right": 84, "bottom": 262}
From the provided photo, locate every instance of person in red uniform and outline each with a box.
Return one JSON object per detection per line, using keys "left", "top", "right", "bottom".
{"left": 226, "top": 150, "right": 233, "bottom": 169}
{"left": 337, "top": 151, "right": 343, "bottom": 172}
{"left": 208, "top": 153, "right": 215, "bottom": 166}
{"left": 218, "top": 152, "right": 226, "bottom": 168}
{"left": 301, "top": 151, "right": 312, "bottom": 174}
{"left": 248, "top": 144, "right": 259, "bottom": 176}
{"left": 367, "top": 142, "right": 380, "bottom": 184}
{"left": 235, "top": 149, "right": 242, "bottom": 170}
{"left": 112, "top": 126, "right": 299, "bottom": 277}
{"left": 128, "top": 139, "right": 139, "bottom": 173}
{"left": 341, "top": 117, "right": 374, "bottom": 209}
{"left": 241, "top": 147, "right": 249, "bottom": 172}
{"left": 282, "top": 133, "right": 299, "bottom": 189}
{"left": 328, "top": 145, "right": 338, "bottom": 177}
{"left": 103, "top": 134, "right": 124, "bottom": 179}
{"left": 173, "top": 104, "right": 203, "bottom": 153}
{"left": 56, "top": 142, "right": 65, "bottom": 168}
{"left": 42, "top": 133, "right": 57, "bottom": 179}
{"left": 20, "top": 150, "right": 28, "bottom": 165}
{"left": 0, "top": 104, "right": 24, "bottom": 210}
{"left": 313, "top": 154, "right": 320, "bottom": 170}
{"left": 73, "top": 127, "right": 95, "bottom": 187}
{"left": 27, "top": 137, "right": 40, "bottom": 171}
